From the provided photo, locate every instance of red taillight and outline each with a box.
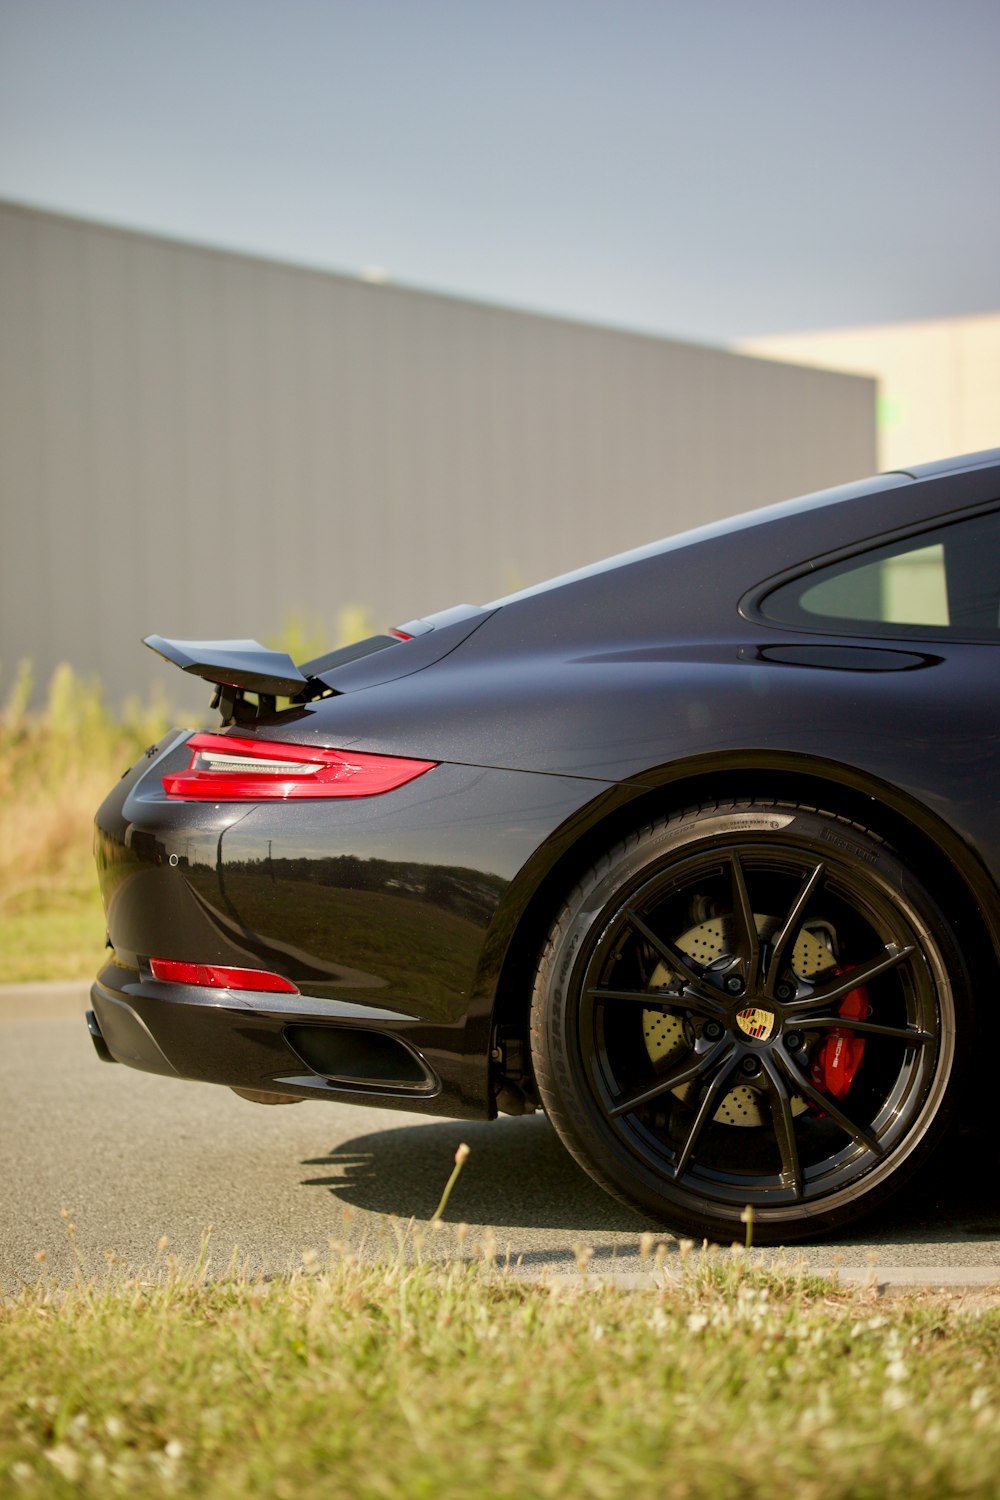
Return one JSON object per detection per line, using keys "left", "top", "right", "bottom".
{"left": 149, "top": 959, "right": 299, "bottom": 994}
{"left": 390, "top": 628, "right": 414, "bottom": 640}
{"left": 162, "top": 733, "right": 436, "bottom": 801}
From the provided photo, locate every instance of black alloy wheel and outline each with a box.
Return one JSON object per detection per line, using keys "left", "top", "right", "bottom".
{"left": 530, "top": 802, "right": 970, "bottom": 1243}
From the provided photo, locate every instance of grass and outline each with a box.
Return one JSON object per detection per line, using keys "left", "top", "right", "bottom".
{"left": 0, "top": 610, "right": 375, "bottom": 984}
{"left": 0, "top": 661, "right": 170, "bottom": 983}
{"left": 3, "top": 1221, "right": 999, "bottom": 1499}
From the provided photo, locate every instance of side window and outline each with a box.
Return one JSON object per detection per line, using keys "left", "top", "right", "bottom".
{"left": 760, "top": 509, "right": 1000, "bottom": 641}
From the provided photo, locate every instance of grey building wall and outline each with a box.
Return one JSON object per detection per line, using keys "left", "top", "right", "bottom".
{"left": 0, "top": 201, "right": 877, "bottom": 709}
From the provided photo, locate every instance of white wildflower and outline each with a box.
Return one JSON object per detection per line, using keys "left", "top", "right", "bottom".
{"left": 44, "top": 1446, "right": 82, "bottom": 1483}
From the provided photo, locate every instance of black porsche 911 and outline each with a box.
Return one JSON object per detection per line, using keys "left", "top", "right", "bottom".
{"left": 90, "top": 447, "right": 1000, "bottom": 1243}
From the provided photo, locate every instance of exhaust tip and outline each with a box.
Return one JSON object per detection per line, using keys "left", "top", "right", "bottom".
{"left": 85, "top": 1009, "right": 117, "bottom": 1064}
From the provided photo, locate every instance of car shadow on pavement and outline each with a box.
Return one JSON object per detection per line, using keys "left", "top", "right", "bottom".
{"left": 863, "top": 1126, "right": 1000, "bottom": 1243}
{"left": 301, "top": 1115, "right": 1000, "bottom": 1245}
{"left": 301, "top": 1113, "right": 651, "bottom": 1233}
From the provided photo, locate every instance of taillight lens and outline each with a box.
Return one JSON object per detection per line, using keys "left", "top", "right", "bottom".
{"left": 162, "top": 733, "right": 436, "bottom": 801}
{"left": 150, "top": 958, "right": 299, "bottom": 993}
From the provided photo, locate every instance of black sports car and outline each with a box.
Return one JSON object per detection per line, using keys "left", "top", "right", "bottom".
{"left": 90, "top": 448, "right": 1000, "bottom": 1243}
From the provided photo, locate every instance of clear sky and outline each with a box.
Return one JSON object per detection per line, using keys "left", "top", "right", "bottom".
{"left": 1, "top": 0, "right": 998, "bottom": 345}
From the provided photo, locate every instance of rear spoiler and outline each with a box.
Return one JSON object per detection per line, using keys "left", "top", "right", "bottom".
{"left": 145, "top": 606, "right": 485, "bottom": 724}
{"left": 144, "top": 632, "right": 405, "bottom": 723}
{"left": 144, "top": 635, "right": 316, "bottom": 724}
{"left": 145, "top": 636, "right": 309, "bottom": 695}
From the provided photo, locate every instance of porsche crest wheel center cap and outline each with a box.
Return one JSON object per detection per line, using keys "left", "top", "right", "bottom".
{"left": 735, "top": 1005, "right": 776, "bottom": 1042}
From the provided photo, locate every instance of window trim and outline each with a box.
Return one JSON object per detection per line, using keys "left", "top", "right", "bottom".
{"left": 741, "top": 500, "right": 1000, "bottom": 645}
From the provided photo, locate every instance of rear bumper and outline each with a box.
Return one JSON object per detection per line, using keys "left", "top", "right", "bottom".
{"left": 89, "top": 960, "right": 490, "bottom": 1118}
{"left": 91, "top": 734, "right": 619, "bottom": 1120}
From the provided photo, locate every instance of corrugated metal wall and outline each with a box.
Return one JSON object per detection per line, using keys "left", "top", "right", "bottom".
{"left": 0, "top": 201, "right": 877, "bottom": 708}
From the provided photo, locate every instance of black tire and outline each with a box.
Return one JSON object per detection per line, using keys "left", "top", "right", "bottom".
{"left": 530, "top": 801, "right": 971, "bottom": 1243}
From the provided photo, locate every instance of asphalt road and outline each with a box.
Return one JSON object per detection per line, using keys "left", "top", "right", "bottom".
{"left": 3, "top": 984, "right": 999, "bottom": 1294}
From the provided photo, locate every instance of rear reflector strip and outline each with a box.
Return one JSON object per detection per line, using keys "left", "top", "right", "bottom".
{"left": 162, "top": 733, "right": 436, "bottom": 801}
{"left": 150, "top": 959, "right": 299, "bottom": 994}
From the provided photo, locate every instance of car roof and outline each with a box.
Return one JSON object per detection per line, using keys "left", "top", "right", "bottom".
{"left": 488, "top": 448, "right": 1000, "bottom": 614}
{"left": 489, "top": 473, "right": 911, "bottom": 609}
{"left": 891, "top": 446, "right": 1000, "bottom": 480}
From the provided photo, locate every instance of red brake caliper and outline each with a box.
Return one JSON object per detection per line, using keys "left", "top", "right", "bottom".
{"left": 811, "top": 973, "right": 871, "bottom": 1101}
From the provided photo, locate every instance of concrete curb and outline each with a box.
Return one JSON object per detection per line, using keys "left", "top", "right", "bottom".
{"left": 535, "top": 1266, "right": 1000, "bottom": 1295}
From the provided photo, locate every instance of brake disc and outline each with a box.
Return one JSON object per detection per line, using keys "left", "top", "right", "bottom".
{"left": 642, "top": 915, "right": 833, "bottom": 1128}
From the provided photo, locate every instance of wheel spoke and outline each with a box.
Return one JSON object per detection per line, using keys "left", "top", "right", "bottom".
{"left": 587, "top": 985, "right": 727, "bottom": 1021}
{"left": 775, "top": 1052, "right": 884, "bottom": 1157}
{"left": 760, "top": 1054, "right": 803, "bottom": 1196}
{"left": 673, "top": 1055, "right": 740, "bottom": 1176}
{"left": 728, "top": 851, "right": 760, "bottom": 982}
{"left": 795, "top": 1016, "right": 934, "bottom": 1045}
{"left": 767, "top": 862, "right": 825, "bottom": 990}
{"left": 588, "top": 985, "right": 682, "bottom": 1006}
{"left": 785, "top": 944, "right": 915, "bottom": 1012}
{"left": 623, "top": 907, "right": 726, "bottom": 1007}
{"left": 607, "top": 1039, "right": 732, "bottom": 1119}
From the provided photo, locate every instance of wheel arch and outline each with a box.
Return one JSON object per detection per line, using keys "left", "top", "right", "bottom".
{"left": 489, "top": 751, "right": 1000, "bottom": 1113}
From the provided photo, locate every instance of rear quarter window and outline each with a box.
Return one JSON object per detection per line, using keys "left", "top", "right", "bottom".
{"left": 759, "top": 508, "right": 1000, "bottom": 642}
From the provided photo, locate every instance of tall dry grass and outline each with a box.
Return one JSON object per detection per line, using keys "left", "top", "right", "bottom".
{"left": 0, "top": 661, "right": 170, "bottom": 981}
{"left": 0, "top": 608, "right": 376, "bottom": 981}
